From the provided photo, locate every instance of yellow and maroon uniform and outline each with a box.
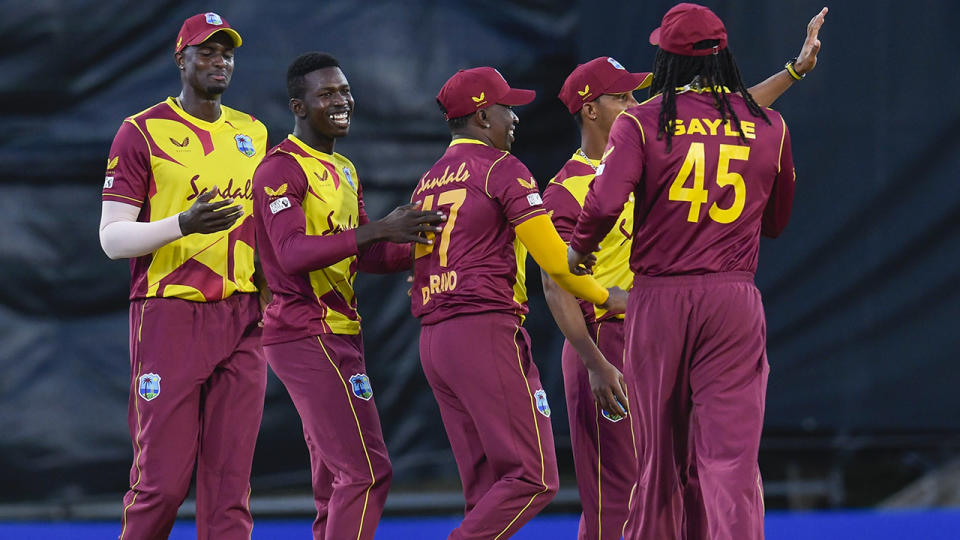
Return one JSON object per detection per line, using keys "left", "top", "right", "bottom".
{"left": 104, "top": 97, "right": 267, "bottom": 539}
{"left": 253, "top": 135, "right": 403, "bottom": 540}
{"left": 543, "top": 151, "right": 636, "bottom": 540}
{"left": 572, "top": 89, "right": 795, "bottom": 540}
{"left": 412, "top": 138, "right": 560, "bottom": 539}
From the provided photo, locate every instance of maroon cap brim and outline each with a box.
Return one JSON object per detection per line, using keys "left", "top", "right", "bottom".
{"left": 606, "top": 71, "right": 654, "bottom": 94}
{"left": 498, "top": 88, "right": 536, "bottom": 107}
{"left": 649, "top": 27, "right": 661, "bottom": 46}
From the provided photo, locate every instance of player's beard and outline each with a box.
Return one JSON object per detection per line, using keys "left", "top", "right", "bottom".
{"left": 204, "top": 85, "right": 226, "bottom": 96}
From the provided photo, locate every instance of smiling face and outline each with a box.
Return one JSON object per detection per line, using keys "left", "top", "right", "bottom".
{"left": 483, "top": 104, "right": 519, "bottom": 152}
{"left": 176, "top": 32, "right": 234, "bottom": 97}
{"left": 297, "top": 67, "right": 354, "bottom": 141}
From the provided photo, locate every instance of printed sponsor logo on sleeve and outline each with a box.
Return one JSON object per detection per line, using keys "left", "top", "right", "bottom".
{"left": 269, "top": 196, "right": 291, "bottom": 214}
{"left": 526, "top": 193, "right": 542, "bottom": 207}
{"left": 104, "top": 176, "right": 114, "bottom": 189}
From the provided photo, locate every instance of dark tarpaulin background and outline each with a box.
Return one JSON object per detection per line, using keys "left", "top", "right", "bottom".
{"left": 1, "top": 0, "right": 957, "bottom": 504}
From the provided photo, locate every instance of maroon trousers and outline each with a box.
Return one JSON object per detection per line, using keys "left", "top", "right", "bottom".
{"left": 264, "top": 333, "right": 392, "bottom": 540}
{"left": 562, "top": 319, "right": 637, "bottom": 540}
{"left": 420, "top": 312, "right": 559, "bottom": 540}
{"left": 121, "top": 294, "right": 266, "bottom": 540}
{"left": 623, "top": 272, "right": 768, "bottom": 540}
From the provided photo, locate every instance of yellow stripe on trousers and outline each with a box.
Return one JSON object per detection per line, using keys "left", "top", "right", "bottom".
{"left": 495, "top": 326, "right": 550, "bottom": 540}
{"left": 317, "top": 336, "right": 376, "bottom": 540}
{"left": 120, "top": 301, "right": 149, "bottom": 540}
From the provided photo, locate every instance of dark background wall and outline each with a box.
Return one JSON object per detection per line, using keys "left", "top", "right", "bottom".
{"left": 1, "top": 0, "right": 958, "bottom": 509}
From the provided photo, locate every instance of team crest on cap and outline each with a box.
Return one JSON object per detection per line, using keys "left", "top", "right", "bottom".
{"left": 235, "top": 134, "right": 256, "bottom": 157}
{"left": 343, "top": 167, "right": 356, "bottom": 190}
{"left": 205, "top": 12, "right": 223, "bottom": 25}
{"left": 534, "top": 389, "right": 551, "bottom": 417}
{"left": 138, "top": 373, "right": 161, "bottom": 401}
{"left": 349, "top": 373, "right": 373, "bottom": 400}
{"left": 578, "top": 85, "right": 592, "bottom": 99}
{"left": 472, "top": 92, "right": 487, "bottom": 108}
{"left": 607, "top": 57, "right": 625, "bottom": 70}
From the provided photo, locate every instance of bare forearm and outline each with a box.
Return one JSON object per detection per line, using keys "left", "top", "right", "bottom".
{"left": 747, "top": 71, "right": 796, "bottom": 108}
{"left": 541, "top": 270, "right": 607, "bottom": 369}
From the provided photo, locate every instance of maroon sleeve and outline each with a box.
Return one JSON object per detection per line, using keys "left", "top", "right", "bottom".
{"left": 102, "top": 120, "right": 150, "bottom": 207}
{"left": 571, "top": 113, "right": 644, "bottom": 253}
{"left": 542, "top": 182, "right": 582, "bottom": 243}
{"left": 354, "top": 181, "right": 413, "bottom": 273}
{"left": 489, "top": 156, "right": 547, "bottom": 227}
{"left": 253, "top": 154, "right": 358, "bottom": 275}
{"left": 762, "top": 117, "right": 795, "bottom": 238}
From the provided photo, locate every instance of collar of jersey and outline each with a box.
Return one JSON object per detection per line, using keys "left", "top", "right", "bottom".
{"left": 449, "top": 137, "right": 488, "bottom": 147}
{"left": 287, "top": 134, "right": 336, "bottom": 162}
{"left": 571, "top": 150, "right": 600, "bottom": 169}
{"left": 166, "top": 97, "right": 226, "bottom": 130}
{"left": 674, "top": 85, "right": 731, "bottom": 95}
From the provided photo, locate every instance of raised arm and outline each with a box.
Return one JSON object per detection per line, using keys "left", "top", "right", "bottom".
{"left": 747, "top": 7, "right": 828, "bottom": 108}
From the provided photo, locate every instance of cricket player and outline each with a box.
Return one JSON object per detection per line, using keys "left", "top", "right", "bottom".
{"left": 568, "top": 3, "right": 801, "bottom": 539}
{"left": 543, "top": 9, "right": 826, "bottom": 538}
{"left": 99, "top": 12, "right": 266, "bottom": 540}
{"left": 252, "top": 52, "right": 444, "bottom": 540}
{"left": 411, "top": 67, "right": 628, "bottom": 540}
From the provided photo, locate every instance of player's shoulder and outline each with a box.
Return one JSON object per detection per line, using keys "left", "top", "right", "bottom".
{"left": 332, "top": 151, "right": 358, "bottom": 172}
{"left": 221, "top": 104, "right": 268, "bottom": 134}
{"left": 259, "top": 139, "right": 303, "bottom": 169}
{"left": 547, "top": 158, "right": 593, "bottom": 188}
{"left": 125, "top": 99, "right": 175, "bottom": 123}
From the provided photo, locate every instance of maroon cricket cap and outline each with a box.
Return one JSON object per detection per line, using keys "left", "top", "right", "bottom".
{"left": 436, "top": 67, "right": 536, "bottom": 119}
{"left": 558, "top": 57, "right": 652, "bottom": 114}
{"left": 175, "top": 12, "right": 242, "bottom": 53}
{"left": 649, "top": 3, "right": 727, "bottom": 57}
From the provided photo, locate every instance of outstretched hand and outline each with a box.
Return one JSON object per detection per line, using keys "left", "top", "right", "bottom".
{"left": 371, "top": 201, "right": 446, "bottom": 245}
{"left": 178, "top": 186, "right": 244, "bottom": 235}
{"left": 600, "top": 286, "right": 628, "bottom": 314}
{"left": 588, "top": 360, "right": 629, "bottom": 419}
{"left": 794, "top": 7, "right": 828, "bottom": 75}
{"left": 567, "top": 246, "right": 596, "bottom": 275}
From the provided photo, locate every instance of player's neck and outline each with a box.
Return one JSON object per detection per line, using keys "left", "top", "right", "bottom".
{"left": 579, "top": 127, "right": 608, "bottom": 160}
{"left": 452, "top": 128, "right": 493, "bottom": 148}
{"left": 294, "top": 124, "right": 335, "bottom": 155}
{"left": 176, "top": 90, "right": 222, "bottom": 123}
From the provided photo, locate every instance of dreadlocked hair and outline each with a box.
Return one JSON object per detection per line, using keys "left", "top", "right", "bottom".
{"left": 648, "top": 41, "right": 769, "bottom": 152}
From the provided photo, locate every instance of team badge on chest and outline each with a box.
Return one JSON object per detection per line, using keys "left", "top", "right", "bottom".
{"left": 235, "top": 134, "right": 256, "bottom": 157}
{"left": 534, "top": 389, "right": 551, "bottom": 417}
{"left": 602, "top": 409, "right": 625, "bottom": 423}
{"left": 342, "top": 167, "right": 355, "bottom": 191}
{"left": 138, "top": 373, "right": 161, "bottom": 401}
{"left": 349, "top": 373, "right": 373, "bottom": 400}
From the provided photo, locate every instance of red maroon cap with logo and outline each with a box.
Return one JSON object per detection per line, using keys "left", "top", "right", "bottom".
{"left": 436, "top": 67, "right": 536, "bottom": 119}
{"left": 558, "top": 57, "right": 652, "bottom": 114}
{"left": 649, "top": 3, "right": 727, "bottom": 57}
{"left": 175, "top": 12, "right": 242, "bottom": 53}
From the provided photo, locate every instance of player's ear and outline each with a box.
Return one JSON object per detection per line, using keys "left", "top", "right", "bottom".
{"left": 582, "top": 102, "right": 598, "bottom": 122}
{"left": 289, "top": 97, "right": 305, "bottom": 118}
{"left": 476, "top": 109, "right": 491, "bottom": 129}
{"left": 174, "top": 51, "right": 185, "bottom": 71}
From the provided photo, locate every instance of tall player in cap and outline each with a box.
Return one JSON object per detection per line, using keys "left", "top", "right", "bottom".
{"left": 568, "top": 3, "right": 809, "bottom": 538}
{"left": 411, "top": 67, "right": 628, "bottom": 539}
{"left": 544, "top": 9, "right": 826, "bottom": 539}
{"left": 99, "top": 12, "right": 267, "bottom": 540}
{"left": 252, "top": 52, "right": 445, "bottom": 540}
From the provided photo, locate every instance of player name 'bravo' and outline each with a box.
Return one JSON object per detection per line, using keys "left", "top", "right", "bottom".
{"left": 669, "top": 118, "right": 756, "bottom": 139}
{"left": 421, "top": 270, "right": 458, "bottom": 305}
{"left": 414, "top": 162, "right": 469, "bottom": 196}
